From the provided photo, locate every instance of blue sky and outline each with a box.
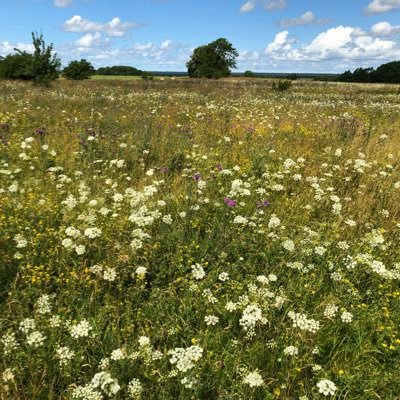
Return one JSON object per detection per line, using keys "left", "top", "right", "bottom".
{"left": 1, "top": 0, "right": 400, "bottom": 72}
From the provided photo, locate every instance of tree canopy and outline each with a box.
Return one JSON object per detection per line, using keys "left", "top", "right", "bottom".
{"left": 0, "top": 32, "right": 61, "bottom": 85}
{"left": 187, "top": 38, "right": 238, "bottom": 79}
{"left": 337, "top": 61, "right": 400, "bottom": 84}
{"left": 63, "top": 59, "right": 95, "bottom": 80}
{"left": 96, "top": 66, "right": 143, "bottom": 76}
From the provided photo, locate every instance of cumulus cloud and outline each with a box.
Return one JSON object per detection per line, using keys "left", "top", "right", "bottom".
{"left": 75, "top": 32, "right": 104, "bottom": 48}
{"left": 266, "top": 31, "right": 296, "bottom": 55}
{"left": 371, "top": 21, "right": 400, "bottom": 35}
{"left": 279, "top": 11, "right": 329, "bottom": 27}
{"left": 63, "top": 15, "right": 138, "bottom": 37}
{"left": 0, "top": 41, "right": 34, "bottom": 56}
{"left": 365, "top": 0, "right": 400, "bottom": 14}
{"left": 264, "top": 0, "right": 287, "bottom": 11}
{"left": 54, "top": 0, "right": 73, "bottom": 7}
{"left": 240, "top": 0, "right": 256, "bottom": 13}
{"left": 265, "top": 25, "right": 399, "bottom": 62}
{"left": 240, "top": 0, "right": 286, "bottom": 13}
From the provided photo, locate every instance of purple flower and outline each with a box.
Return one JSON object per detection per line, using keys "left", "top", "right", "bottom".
{"left": 160, "top": 166, "right": 169, "bottom": 174}
{"left": 256, "top": 200, "right": 270, "bottom": 208}
{"left": 35, "top": 128, "right": 46, "bottom": 136}
{"left": 193, "top": 172, "right": 202, "bottom": 181}
{"left": 216, "top": 163, "right": 223, "bottom": 172}
{"left": 224, "top": 197, "right": 237, "bottom": 207}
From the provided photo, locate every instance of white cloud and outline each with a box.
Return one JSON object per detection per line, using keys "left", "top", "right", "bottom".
{"left": 266, "top": 31, "right": 296, "bottom": 54}
{"left": 280, "top": 11, "right": 329, "bottom": 27}
{"left": 240, "top": 0, "right": 286, "bottom": 13}
{"left": 264, "top": 25, "right": 399, "bottom": 63}
{"left": 161, "top": 40, "right": 172, "bottom": 49}
{"left": 371, "top": 21, "right": 400, "bottom": 35}
{"left": 264, "top": 0, "right": 286, "bottom": 11}
{"left": 240, "top": 0, "right": 256, "bottom": 13}
{"left": 63, "top": 15, "right": 138, "bottom": 37}
{"left": 0, "top": 41, "right": 34, "bottom": 56}
{"left": 54, "top": 0, "right": 73, "bottom": 7}
{"left": 365, "top": 0, "right": 400, "bottom": 14}
{"left": 75, "top": 32, "right": 103, "bottom": 47}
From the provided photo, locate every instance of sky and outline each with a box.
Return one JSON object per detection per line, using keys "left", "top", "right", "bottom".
{"left": 1, "top": 0, "right": 400, "bottom": 72}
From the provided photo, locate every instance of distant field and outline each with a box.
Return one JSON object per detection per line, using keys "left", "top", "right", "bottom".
{"left": 0, "top": 79, "right": 399, "bottom": 399}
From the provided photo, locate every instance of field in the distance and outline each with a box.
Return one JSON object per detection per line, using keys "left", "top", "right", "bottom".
{"left": 0, "top": 78, "right": 399, "bottom": 399}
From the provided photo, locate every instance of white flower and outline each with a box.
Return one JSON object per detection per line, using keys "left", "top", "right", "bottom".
{"left": 243, "top": 370, "right": 264, "bottom": 387}
{"left": 103, "top": 268, "right": 117, "bottom": 282}
{"left": 84, "top": 227, "right": 102, "bottom": 239}
{"left": 135, "top": 266, "right": 147, "bottom": 277}
{"left": 138, "top": 336, "right": 151, "bottom": 347}
{"left": 168, "top": 345, "right": 203, "bottom": 372}
{"left": 26, "top": 331, "right": 46, "bottom": 347}
{"left": 162, "top": 214, "right": 173, "bottom": 224}
{"left": 268, "top": 215, "right": 281, "bottom": 228}
{"left": 341, "top": 311, "right": 353, "bottom": 323}
{"left": 288, "top": 311, "right": 320, "bottom": 333}
{"left": 62, "top": 238, "right": 74, "bottom": 249}
{"left": 2, "top": 368, "right": 14, "bottom": 382}
{"left": 218, "top": 272, "right": 229, "bottom": 282}
{"left": 282, "top": 240, "right": 295, "bottom": 252}
{"left": 110, "top": 348, "right": 126, "bottom": 361}
{"left": 19, "top": 318, "right": 36, "bottom": 334}
{"left": 191, "top": 264, "right": 205, "bottom": 280}
{"left": 127, "top": 378, "right": 143, "bottom": 397}
{"left": 65, "top": 226, "right": 81, "bottom": 238}
{"left": 283, "top": 346, "right": 299, "bottom": 356}
{"left": 317, "top": 379, "right": 337, "bottom": 396}
{"left": 204, "top": 315, "right": 219, "bottom": 326}
{"left": 1, "top": 332, "right": 19, "bottom": 354}
{"left": 56, "top": 346, "right": 75, "bottom": 366}
{"left": 70, "top": 319, "right": 92, "bottom": 338}
{"left": 233, "top": 215, "right": 248, "bottom": 225}
{"left": 14, "top": 234, "right": 28, "bottom": 248}
{"left": 324, "top": 304, "right": 338, "bottom": 319}
{"left": 35, "top": 294, "right": 52, "bottom": 314}
{"left": 75, "top": 244, "right": 86, "bottom": 255}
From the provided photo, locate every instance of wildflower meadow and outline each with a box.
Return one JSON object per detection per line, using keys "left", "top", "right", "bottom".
{"left": 1, "top": 78, "right": 400, "bottom": 399}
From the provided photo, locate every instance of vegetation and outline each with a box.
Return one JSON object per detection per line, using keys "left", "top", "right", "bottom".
{"left": 30, "top": 32, "right": 61, "bottom": 86}
{"left": 271, "top": 79, "right": 292, "bottom": 91}
{"left": 96, "top": 65, "right": 143, "bottom": 76}
{"left": 0, "top": 32, "right": 60, "bottom": 86}
{"left": 187, "top": 38, "right": 238, "bottom": 79}
{"left": 243, "top": 70, "right": 256, "bottom": 78}
{"left": 0, "top": 52, "right": 34, "bottom": 80}
{"left": 0, "top": 78, "right": 399, "bottom": 399}
{"left": 337, "top": 61, "right": 400, "bottom": 83}
{"left": 63, "top": 59, "right": 95, "bottom": 80}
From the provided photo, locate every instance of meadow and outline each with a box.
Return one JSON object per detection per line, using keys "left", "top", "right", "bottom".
{"left": 0, "top": 78, "right": 399, "bottom": 399}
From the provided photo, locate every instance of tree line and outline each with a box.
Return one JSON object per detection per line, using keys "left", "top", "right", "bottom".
{"left": 336, "top": 61, "right": 400, "bottom": 84}
{"left": 1, "top": 33, "right": 399, "bottom": 84}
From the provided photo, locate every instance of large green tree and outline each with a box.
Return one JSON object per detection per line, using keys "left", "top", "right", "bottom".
{"left": 31, "top": 32, "right": 61, "bottom": 86}
{"left": 187, "top": 38, "right": 238, "bottom": 79}
{"left": 63, "top": 59, "right": 95, "bottom": 80}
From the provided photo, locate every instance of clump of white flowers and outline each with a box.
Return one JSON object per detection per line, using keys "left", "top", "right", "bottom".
{"left": 317, "top": 379, "right": 337, "bottom": 396}
{"left": 127, "top": 378, "right": 143, "bottom": 398}
{"left": 288, "top": 311, "right": 320, "bottom": 333}
{"left": 70, "top": 319, "right": 92, "bottom": 338}
{"left": 26, "top": 331, "right": 46, "bottom": 347}
{"left": 56, "top": 346, "right": 75, "bottom": 366}
{"left": 168, "top": 345, "right": 203, "bottom": 372}
{"left": 191, "top": 264, "right": 205, "bottom": 280}
{"left": 243, "top": 370, "right": 264, "bottom": 387}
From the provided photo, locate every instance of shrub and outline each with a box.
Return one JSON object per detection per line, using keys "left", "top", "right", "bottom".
{"left": 272, "top": 79, "right": 292, "bottom": 92}
{"left": 63, "top": 59, "right": 95, "bottom": 80}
